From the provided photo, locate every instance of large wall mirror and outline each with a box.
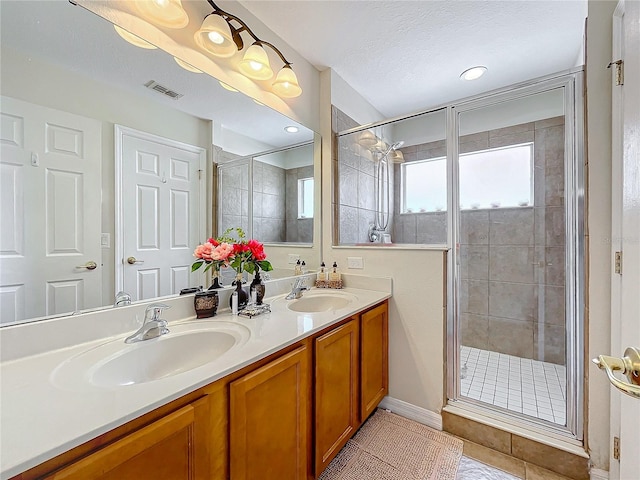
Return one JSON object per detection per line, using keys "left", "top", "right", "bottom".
{"left": 0, "top": 0, "right": 320, "bottom": 326}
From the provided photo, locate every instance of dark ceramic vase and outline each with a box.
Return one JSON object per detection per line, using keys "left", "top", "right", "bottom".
{"left": 250, "top": 270, "right": 266, "bottom": 305}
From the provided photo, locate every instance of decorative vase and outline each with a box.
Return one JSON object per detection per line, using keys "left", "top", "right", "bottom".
{"left": 208, "top": 269, "right": 223, "bottom": 290}
{"left": 229, "top": 273, "right": 248, "bottom": 309}
{"left": 250, "top": 270, "right": 266, "bottom": 305}
{"left": 194, "top": 290, "right": 218, "bottom": 318}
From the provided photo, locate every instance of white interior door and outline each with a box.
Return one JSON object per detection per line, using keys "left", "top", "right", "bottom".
{"left": 116, "top": 126, "right": 205, "bottom": 301}
{"left": 610, "top": 1, "right": 640, "bottom": 478}
{"left": 0, "top": 96, "right": 102, "bottom": 324}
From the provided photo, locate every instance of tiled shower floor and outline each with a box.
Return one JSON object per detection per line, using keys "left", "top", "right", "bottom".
{"left": 460, "top": 346, "right": 566, "bottom": 426}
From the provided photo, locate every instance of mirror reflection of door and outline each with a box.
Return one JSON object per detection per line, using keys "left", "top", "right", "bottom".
{"left": 116, "top": 126, "right": 206, "bottom": 301}
{"left": 0, "top": 96, "right": 102, "bottom": 324}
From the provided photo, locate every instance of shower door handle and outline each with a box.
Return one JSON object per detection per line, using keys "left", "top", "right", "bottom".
{"left": 592, "top": 347, "right": 640, "bottom": 399}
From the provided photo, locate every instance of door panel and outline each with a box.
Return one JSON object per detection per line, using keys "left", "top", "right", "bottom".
{"left": 0, "top": 96, "right": 101, "bottom": 324}
{"left": 117, "top": 127, "right": 205, "bottom": 301}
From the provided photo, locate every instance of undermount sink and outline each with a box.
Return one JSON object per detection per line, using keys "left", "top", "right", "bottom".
{"left": 284, "top": 290, "right": 357, "bottom": 313}
{"left": 51, "top": 321, "right": 250, "bottom": 389}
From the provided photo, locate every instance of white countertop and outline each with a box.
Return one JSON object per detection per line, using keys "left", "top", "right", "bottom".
{"left": 0, "top": 280, "right": 390, "bottom": 479}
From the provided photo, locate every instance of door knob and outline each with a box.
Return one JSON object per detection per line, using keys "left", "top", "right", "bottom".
{"left": 592, "top": 347, "right": 640, "bottom": 399}
{"left": 127, "top": 256, "right": 144, "bottom": 265}
{"left": 76, "top": 261, "right": 98, "bottom": 270}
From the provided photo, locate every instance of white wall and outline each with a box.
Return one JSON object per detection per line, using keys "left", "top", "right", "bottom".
{"left": 586, "top": 0, "right": 616, "bottom": 472}
{"left": 323, "top": 69, "right": 448, "bottom": 414}
{"left": 1, "top": 48, "right": 212, "bottom": 306}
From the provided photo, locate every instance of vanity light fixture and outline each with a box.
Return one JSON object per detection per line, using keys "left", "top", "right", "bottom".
{"left": 219, "top": 81, "right": 239, "bottom": 92}
{"left": 174, "top": 57, "right": 202, "bottom": 73}
{"left": 135, "top": 0, "right": 189, "bottom": 29}
{"left": 460, "top": 66, "right": 487, "bottom": 81}
{"left": 194, "top": 0, "right": 302, "bottom": 97}
{"left": 114, "top": 25, "right": 157, "bottom": 49}
{"left": 357, "top": 130, "right": 378, "bottom": 149}
{"left": 284, "top": 126, "right": 299, "bottom": 133}
{"left": 390, "top": 150, "right": 405, "bottom": 163}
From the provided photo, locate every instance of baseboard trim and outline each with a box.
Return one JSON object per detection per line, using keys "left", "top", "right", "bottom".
{"left": 590, "top": 468, "right": 608, "bottom": 480}
{"left": 378, "top": 396, "right": 442, "bottom": 430}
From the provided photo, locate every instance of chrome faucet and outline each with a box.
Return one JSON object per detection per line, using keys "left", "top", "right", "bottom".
{"left": 286, "top": 277, "right": 309, "bottom": 300}
{"left": 124, "top": 303, "right": 170, "bottom": 344}
{"left": 114, "top": 291, "right": 131, "bottom": 307}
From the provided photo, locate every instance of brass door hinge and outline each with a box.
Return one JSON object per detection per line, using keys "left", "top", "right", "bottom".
{"left": 608, "top": 60, "right": 624, "bottom": 86}
{"left": 615, "top": 251, "right": 622, "bottom": 275}
{"left": 613, "top": 436, "right": 620, "bottom": 460}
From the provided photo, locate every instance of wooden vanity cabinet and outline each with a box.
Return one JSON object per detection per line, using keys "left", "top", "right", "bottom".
{"left": 229, "top": 344, "right": 311, "bottom": 480}
{"left": 314, "top": 318, "right": 360, "bottom": 476}
{"left": 360, "top": 302, "right": 389, "bottom": 422}
{"left": 41, "top": 396, "right": 211, "bottom": 480}
{"left": 14, "top": 300, "right": 388, "bottom": 480}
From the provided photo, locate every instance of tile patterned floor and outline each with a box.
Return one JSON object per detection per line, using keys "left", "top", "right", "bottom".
{"left": 460, "top": 346, "right": 566, "bottom": 425}
{"left": 456, "top": 456, "right": 520, "bottom": 480}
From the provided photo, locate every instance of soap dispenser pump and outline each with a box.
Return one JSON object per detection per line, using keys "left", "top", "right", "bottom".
{"left": 328, "top": 261, "right": 342, "bottom": 289}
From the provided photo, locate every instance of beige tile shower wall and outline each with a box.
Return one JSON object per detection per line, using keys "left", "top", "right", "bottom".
{"left": 457, "top": 118, "right": 566, "bottom": 365}
{"left": 334, "top": 107, "right": 385, "bottom": 244}
{"left": 252, "top": 162, "right": 286, "bottom": 242}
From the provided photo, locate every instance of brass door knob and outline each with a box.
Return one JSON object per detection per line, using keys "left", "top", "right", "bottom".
{"left": 76, "top": 261, "right": 98, "bottom": 270}
{"left": 593, "top": 347, "right": 640, "bottom": 399}
{"left": 127, "top": 256, "right": 144, "bottom": 265}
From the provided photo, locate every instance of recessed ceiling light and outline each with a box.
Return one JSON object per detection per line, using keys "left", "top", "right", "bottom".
{"left": 460, "top": 66, "right": 487, "bottom": 81}
{"left": 284, "top": 126, "right": 299, "bottom": 133}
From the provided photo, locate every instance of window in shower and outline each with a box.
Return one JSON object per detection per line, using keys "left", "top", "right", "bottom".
{"left": 298, "top": 177, "right": 314, "bottom": 218}
{"left": 400, "top": 143, "right": 533, "bottom": 214}
{"left": 452, "top": 80, "right": 584, "bottom": 440}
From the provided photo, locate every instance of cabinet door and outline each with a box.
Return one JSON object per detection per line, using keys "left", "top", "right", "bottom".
{"left": 360, "top": 302, "right": 389, "bottom": 422}
{"left": 44, "top": 398, "right": 208, "bottom": 480}
{"left": 315, "top": 319, "right": 359, "bottom": 476}
{"left": 230, "top": 345, "right": 310, "bottom": 480}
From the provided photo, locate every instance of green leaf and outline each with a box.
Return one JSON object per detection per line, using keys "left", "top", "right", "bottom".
{"left": 191, "top": 260, "right": 204, "bottom": 272}
{"left": 257, "top": 260, "right": 273, "bottom": 272}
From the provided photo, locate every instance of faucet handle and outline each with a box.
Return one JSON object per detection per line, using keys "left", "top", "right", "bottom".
{"left": 144, "top": 303, "right": 171, "bottom": 322}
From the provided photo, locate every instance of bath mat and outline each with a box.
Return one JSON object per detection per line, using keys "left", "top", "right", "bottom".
{"left": 319, "top": 409, "right": 464, "bottom": 480}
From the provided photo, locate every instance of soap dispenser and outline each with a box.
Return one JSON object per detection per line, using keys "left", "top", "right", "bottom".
{"left": 316, "top": 261, "right": 327, "bottom": 287}
{"left": 294, "top": 259, "right": 302, "bottom": 275}
{"left": 328, "top": 262, "right": 343, "bottom": 289}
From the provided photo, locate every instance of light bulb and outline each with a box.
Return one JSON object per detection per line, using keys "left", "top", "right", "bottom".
{"left": 194, "top": 14, "right": 236, "bottom": 58}
{"left": 208, "top": 31, "right": 224, "bottom": 45}
{"left": 272, "top": 66, "right": 302, "bottom": 98}
{"left": 238, "top": 44, "right": 273, "bottom": 80}
{"left": 135, "top": 0, "right": 188, "bottom": 29}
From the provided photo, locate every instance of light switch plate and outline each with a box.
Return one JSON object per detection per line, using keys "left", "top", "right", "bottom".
{"left": 101, "top": 233, "right": 111, "bottom": 248}
{"left": 288, "top": 254, "right": 300, "bottom": 264}
{"left": 347, "top": 256, "right": 364, "bottom": 269}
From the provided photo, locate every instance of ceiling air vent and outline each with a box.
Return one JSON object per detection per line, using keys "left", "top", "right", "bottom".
{"left": 144, "top": 80, "right": 183, "bottom": 100}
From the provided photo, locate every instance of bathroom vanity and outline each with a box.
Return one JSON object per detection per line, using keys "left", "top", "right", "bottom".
{"left": 1, "top": 282, "right": 390, "bottom": 480}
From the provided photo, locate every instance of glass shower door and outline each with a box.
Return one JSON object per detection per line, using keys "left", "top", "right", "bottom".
{"left": 454, "top": 82, "right": 582, "bottom": 436}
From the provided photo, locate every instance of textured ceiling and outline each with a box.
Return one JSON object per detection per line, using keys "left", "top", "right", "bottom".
{"left": 240, "top": 0, "right": 588, "bottom": 118}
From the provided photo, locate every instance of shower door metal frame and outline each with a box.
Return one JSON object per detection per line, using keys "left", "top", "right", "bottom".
{"left": 445, "top": 70, "right": 585, "bottom": 441}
